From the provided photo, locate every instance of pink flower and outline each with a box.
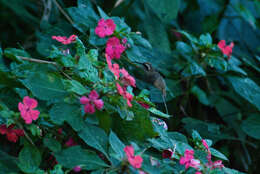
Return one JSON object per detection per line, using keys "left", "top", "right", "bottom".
{"left": 218, "top": 40, "right": 234, "bottom": 60}
{"left": 120, "top": 68, "right": 136, "bottom": 87}
{"left": 195, "top": 172, "right": 202, "bottom": 174}
{"left": 106, "top": 37, "right": 126, "bottom": 59}
{"left": 52, "top": 35, "right": 77, "bottom": 45}
{"left": 0, "top": 124, "right": 24, "bottom": 143}
{"left": 212, "top": 160, "right": 224, "bottom": 169}
{"left": 180, "top": 149, "right": 200, "bottom": 169}
{"left": 80, "top": 90, "right": 104, "bottom": 114}
{"left": 125, "top": 92, "right": 133, "bottom": 107}
{"left": 95, "top": 18, "right": 116, "bottom": 38}
{"left": 73, "top": 166, "right": 82, "bottom": 172}
{"left": 65, "top": 137, "right": 77, "bottom": 147}
{"left": 202, "top": 139, "right": 209, "bottom": 151}
{"left": 18, "top": 96, "right": 40, "bottom": 124}
{"left": 124, "top": 145, "right": 143, "bottom": 169}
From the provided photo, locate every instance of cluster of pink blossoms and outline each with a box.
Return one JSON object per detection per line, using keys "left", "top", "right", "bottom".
{"left": 18, "top": 96, "right": 40, "bottom": 124}
{"left": 106, "top": 54, "right": 136, "bottom": 107}
{"left": 124, "top": 145, "right": 143, "bottom": 169}
{"left": 95, "top": 18, "right": 126, "bottom": 59}
{"left": 80, "top": 90, "right": 104, "bottom": 114}
{"left": 202, "top": 139, "right": 224, "bottom": 170}
{"left": 218, "top": 40, "right": 234, "bottom": 60}
{"left": 52, "top": 35, "right": 77, "bottom": 45}
{"left": 180, "top": 149, "right": 201, "bottom": 170}
{"left": 0, "top": 124, "right": 24, "bottom": 143}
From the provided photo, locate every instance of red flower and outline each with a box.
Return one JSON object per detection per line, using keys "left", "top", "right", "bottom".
{"left": 106, "top": 37, "right": 126, "bottom": 59}
{"left": 0, "top": 124, "right": 24, "bottom": 143}
{"left": 80, "top": 90, "right": 104, "bottom": 114}
{"left": 52, "top": 35, "right": 77, "bottom": 45}
{"left": 65, "top": 137, "right": 77, "bottom": 147}
{"left": 124, "top": 145, "right": 143, "bottom": 169}
{"left": 18, "top": 96, "right": 40, "bottom": 124}
{"left": 95, "top": 18, "right": 116, "bottom": 38}
{"left": 217, "top": 40, "right": 234, "bottom": 60}
{"left": 162, "top": 149, "right": 173, "bottom": 159}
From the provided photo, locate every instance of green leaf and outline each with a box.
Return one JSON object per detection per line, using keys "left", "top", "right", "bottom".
{"left": 64, "top": 79, "right": 88, "bottom": 95}
{"left": 210, "top": 148, "right": 228, "bottom": 161}
{"left": 21, "top": 72, "right": 67, "bottom": 101}
{"left": 55, "top": 146, "right": 109, "bottom": 170}
{"left": 241, "top": 114, "right": 260, "bottom": 139}
{"left": 148, "top": 107, "right": 171, "bottom": 118}
{"left": 228, "top": 77, "right": 260, "bottom": 111}
{"left": 43, "top": 137, "right": 62, "bottom": 153}
{"left": 0, "top": 150, "right": 20, "bottom": 174}
{"left": 67, "top": 3, "right": 99, "bottom": 33}
{"left": 206, "top": 56, "right": 228, "bottom": 71}
{"left": 182, "top": 61, "right": 206, "bottom": 77}
{"left": 192, "top": 130, "right": 202, "bottom": 141}
{"left": 4, "top": 48, "right": 30, "bottom": 62}
{"left": 191, "top": 86, "right": 210, "bottom": 105}
{"left": 18, "top": 145, "right": 41, "bottom": 173}
{"left": 109, "top": 131, "right": 125, "bottom": 160}
{"left": 49, "top": 103, "right": 85, "bottom": 132}
{"left": 112, "top": 102, "right": 157, "bottom": 142}
{"left": 199, "top": 33, "right": 212, "bottom": 45}
{"left": 168, "top": 132, "right": 188, "bottom": 143}
{"left": 145, "top": 0, "right": 180, "bottom": 23}
{"left": 89, "top": 29, "right": 107, "bottom": 46}
{"left": 78, "top": 123, "right": 109, "bottom": 159}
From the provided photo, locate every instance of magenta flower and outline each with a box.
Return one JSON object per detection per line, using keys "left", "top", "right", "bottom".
{"left": 218, "top": 40, "right": 234, "bottom": 60}
{"left": 124, "top": 145, "right": 143, "bottom": 169}
{"left": 52, "top": 35, "right": 77, "bottom": 45}
{"left": 106, "top": 37, "right": 126, "bottom": 59}
{"left": 73, "top": 166, "right": 82, "bottom": 172}
{"left": 180, "top": 149, "right": 200, "bottom": 169}
{"left": 18, "top": 96, "right": 40, "bottom": 124}
{"left": 120, "top": 68, "right": 136, "bottom": 88}
{"left": 95, "top": 18, "right": 116, "bottom": 38}
{"left": 80, "top": 90, "right": 104, "bottom": 114}
{"left": 212, "top": 160, "right": 224, "bottom": 169}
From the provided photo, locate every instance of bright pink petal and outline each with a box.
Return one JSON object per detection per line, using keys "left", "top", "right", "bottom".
{"left": 217, "top": 40, "right": 226, "bottom": 50}
{"left": 18, "top": 102, "right": 25, "bottom": 112}
{"left": 84, "top": 103, "right": 95, "bottom": 114}
{"left": 116, "top": 83, "right": 124, "bottom": 96}
{"left": 73, "top": 166, "right": 82, "bottom": 172}
{"left": 94, "top": 99, "right": 104, "bottom": 110}
{"left": 23, "top": 96, "right": 38, "bottom": 109}
{"left": 80, "top": 96, "right": 90, "bottom": 105}
{"left": 30, "top": 109, "right": 40, "bottom": 120}
{"left": 124, "top": 145, "right": 135, "bottom": 158}
{"left": 129, "top": 155, "right": 143, "bottom": 168}
{"left": 89, "top": 90, "right": 99, "bottom": 100}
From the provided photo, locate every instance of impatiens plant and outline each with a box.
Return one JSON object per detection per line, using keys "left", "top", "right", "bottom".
{"left": 0, "top": 0, "right": 259, "bottom": 173}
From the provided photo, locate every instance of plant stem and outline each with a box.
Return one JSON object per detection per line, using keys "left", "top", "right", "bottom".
{"left": 52, "top": 0, "right": 74, "bottom": 25}
{"left": 17, "top": 56, "right": 57, "bottom": 65}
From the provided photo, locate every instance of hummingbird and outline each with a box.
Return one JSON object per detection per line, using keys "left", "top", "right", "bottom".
{"left": 135, "top": 62, "right": 168, "bottom": 114}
